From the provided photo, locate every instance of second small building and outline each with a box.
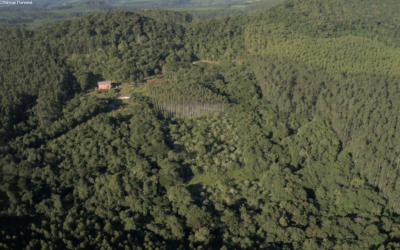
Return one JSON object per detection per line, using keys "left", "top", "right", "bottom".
{"left": 117, "top": 94, "right": 132, "bottom": 100}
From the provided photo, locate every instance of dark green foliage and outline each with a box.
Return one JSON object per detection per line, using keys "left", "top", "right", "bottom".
{"left": 41, "top": 10, "right": 187, "bottom": 82}
{"left": 138, "top": 9, "right": 193, "bottom": 25}
{"left": 1, "top": 1, "right": 400, "bottom": 249}
{"left": 189, "top": 8, "right": 244, "bottom": 19}
{"left": 0, "top": 25, "right": 75, "bottom": 143}
{"left": 251, "top": 52, "right": 400, "bottom": 211}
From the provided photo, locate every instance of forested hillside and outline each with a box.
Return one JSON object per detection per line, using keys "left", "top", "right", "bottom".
{"left": 1, "top": 0, "right": 400, "bottom": 249}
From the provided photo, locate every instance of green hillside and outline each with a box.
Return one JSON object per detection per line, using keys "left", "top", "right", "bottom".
{"left": 1, "top": 0, "right": 400, "bottom": 249}
{"left": 245, "top": 24, "right": 400, "bottom": 77}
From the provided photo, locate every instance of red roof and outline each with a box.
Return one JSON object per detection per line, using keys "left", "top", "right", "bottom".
{"left": 98, "top": 81, "right": 112, "bottom": 85}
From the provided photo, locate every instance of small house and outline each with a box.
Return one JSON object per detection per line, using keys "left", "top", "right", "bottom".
{"left": 98, "top": 81, "right": 112, "bottom": 90}
{"left": 117, "top": 94, "right": 132, "bottom": 100}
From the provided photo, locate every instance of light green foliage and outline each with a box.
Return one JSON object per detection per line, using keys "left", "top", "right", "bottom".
{"left": 149, "top": 80, "right": 226, "bottom": 118}
{"left": 245, "top": 24, "right": 400, "bottom": 77}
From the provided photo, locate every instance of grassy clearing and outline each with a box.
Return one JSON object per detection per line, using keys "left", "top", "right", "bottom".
{"left": 121, "top": 85, "right": 147, "bottom": 95}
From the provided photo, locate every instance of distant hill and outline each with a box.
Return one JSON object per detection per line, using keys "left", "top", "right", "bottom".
{"left": 0, "top": 0, "right": 284, "bottom": 28}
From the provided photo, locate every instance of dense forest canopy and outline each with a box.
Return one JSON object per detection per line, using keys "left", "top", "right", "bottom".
{"left": 1, "top": 0, "right": 400, "bottom": 249}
